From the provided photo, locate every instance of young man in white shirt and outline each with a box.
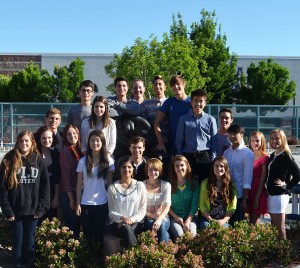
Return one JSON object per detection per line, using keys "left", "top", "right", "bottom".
{"left": 223, "top": 124, "right": 254, "bottom": 226}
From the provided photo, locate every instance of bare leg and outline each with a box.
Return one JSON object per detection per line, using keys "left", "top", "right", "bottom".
{"left": 250, "top": 213, "right": 261, "bottom": 225}
{"left": 269, "top": 213, "right": 286, "bottom": 240}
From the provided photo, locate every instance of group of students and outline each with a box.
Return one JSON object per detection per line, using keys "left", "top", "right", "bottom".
{"left": 1, "top": 75, "right": 300, "bottom": 267}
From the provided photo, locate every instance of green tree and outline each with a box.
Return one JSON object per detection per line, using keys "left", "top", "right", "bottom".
{"left": 189, "top": 9, "right": 238, "bottom": 103}
{"left": 105, "top": 10, "right": 237, "bottom": 102}
{"left": 238, "top": 58, "right": 296, "bottom": 105}
{"left": 9, "top": 63, "right": 53, "bottom": 102}
{"left": 0, "top": 74, "right": 10, "bottom": 101}
{"left": 2, "top": 57, "right": 84, "bottom": 102}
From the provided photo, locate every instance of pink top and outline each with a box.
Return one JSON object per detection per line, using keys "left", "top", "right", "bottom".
{"left": 253, "top": 155, "right": 269, "bottom": 181}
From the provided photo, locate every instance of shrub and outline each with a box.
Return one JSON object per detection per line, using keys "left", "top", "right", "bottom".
{"left": 106, "top": 221, "right": 294, "bottom": 268}
{"left": 35, "top": 218, "right": 102, "bottom": 267}
{"left": 0, "top": 213, "right": 12, "bottom": 251}
{"left": 35, "top": 218, "right": 80, "bottom": 267}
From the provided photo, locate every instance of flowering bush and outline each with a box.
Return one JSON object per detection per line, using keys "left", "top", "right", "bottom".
{"left": 106, "top": 221, "right": 294, "bottom": 267}
{"left": 35, "top": 218, "right": 80, "bottom": 267}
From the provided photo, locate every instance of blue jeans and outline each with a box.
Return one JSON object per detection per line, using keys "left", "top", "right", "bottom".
{"left": 60, "top": 191, "right": 81, "bottom": 238}
{"left": 81, "top": 203, "right": 108, "bottom": 245}
{"left": 9, "top": 215, "right": 38, "bottom": 268}
{"left": 169, "top": 217, "right": 197, "bottom": 240}
{"left": 144, "top": 218, "right": 170, "bottom": 243}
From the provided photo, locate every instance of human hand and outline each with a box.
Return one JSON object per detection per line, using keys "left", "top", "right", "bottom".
{"left": 75, "top": 204, "right": 81, "bottom": 216}
{"left": 175, "top": 216, "right": 184, "bottom": 226}
{"left": 183, "top": 218, "right": 191, "bottom": 232}
{"left": 153, "top": 219, "right": 162, "bottom": 231}
{"left": 6, "top": 216, "right": 15, "bottom": 221}
{"left": 274, "top": 179, "right": 286, "bottom": 189}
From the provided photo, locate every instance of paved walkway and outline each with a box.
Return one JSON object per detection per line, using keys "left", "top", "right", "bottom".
{"left": 0, "top": 249, "right": 13, "bottom": 268}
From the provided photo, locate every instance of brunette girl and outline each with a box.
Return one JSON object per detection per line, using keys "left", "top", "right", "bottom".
{"left": 198, "top": 156, "right": 237, "bottom": 229}
{"left": 168, "top": 155, "right": 199, "bottom": 239}
{"left": 34, "top": 126, "right": 60, "bottom": 221}
{"left": 247, "top": 131, "right": 269, "bottom": 224}
{"left": 0, "top": 130, "right": 50, "bottom": 267}
{"left": 143, "top": 158, "right": 171, "bottom": 243}
{"left": 267, "top": 129, "right": 300, "bottom": 239}
{"left": 60, "top": 124, "right": 82, "bottom": 237}
{"left": 76, "top": 130, "right": 114, "bottom": 245}
{"left": 107, "top": 157, "right": 147, "bottom": 248}
{"left": 81, "top": 96, "right": 116, "bottom": 157}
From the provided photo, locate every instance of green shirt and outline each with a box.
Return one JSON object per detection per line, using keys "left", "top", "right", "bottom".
{"left": 171, "top": 180, "right": 200, "bottom": 219}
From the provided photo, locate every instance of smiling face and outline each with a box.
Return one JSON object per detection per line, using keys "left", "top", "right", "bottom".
{"left": 89, "top": 134, "right": 102, "bottom": 152}
{"left": 228, "top": 131, "right": 243, "bottom": 149}
{"left": 93, "top": 101, "right": 106, "bottom": 118}
{"left": 152, "top": 79, "right": 166, "bottom": 99}
{"left": 219, "top": 111, "right": 233, "bottom": 131}
{"left": 171, "top": 81, "right": 186, "bottom": 100}
{"left": 79, "top": 85, "right": 94, "bottom": 102}
{"left": 213, "top": 159, "right": 226, "bottom": 179}
{"left": 270, "top": 131, "right": 283, "bottom": 150}
{"left": 121, "top": 161, "right": 134, "bottom": 179}
{"left": 174, "top": 160, "right": 188, "bottom": 178}
{"left": 115, "top": 80, "right": 128, "bottom": 100}
{"left": 132, "top": 81, "right": 145, "bottom": 103}
{"left": 66, "top": 127, "right": 79, "bottom": 146}
{"left": 40, "top": 130, "right": 53, "bottom": 149}
{"left": 129, "top": 141, "right": 145, "bottom": 162}
{"left": 19, "top": 134, "right": 33, "bottom": 155}
{"left": 147, "top": 166, "right": 160, "bottom": 181}
{"left": 250, "top": 133, "right": 262, "bottom": 152}
{"left": 45, "top": 113, "right": 61, "bottom": 132}
{"left": 191, "top": 96, "right": 206, "bottom": 116}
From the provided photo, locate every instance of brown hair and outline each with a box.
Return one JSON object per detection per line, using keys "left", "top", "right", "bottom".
{"left": 169, "top": 155, "right": 196, "bottom": 194}
{"left": 45, "top": 108, "right": 62, "bottom": 118}
{"left": 62, "top": 124, "right": 82, "bottom": 161}
{"left": 169, "top": 74, "right": 185, "bottom": 87}
{"left": 207, "top": 156, "right": 235, "bottom": 205}
{"left": 34, "top": 126, "right": 57, "bottom": 152}
{"left": 89, "top": 96, "right": 110, "bottom": 128}
{"left": 2, "top": 130, "right": 39, "bottom": 189}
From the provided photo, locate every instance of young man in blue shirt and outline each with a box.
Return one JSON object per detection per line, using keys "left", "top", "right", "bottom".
{"left": 154, "top": 75, "right": 191, "bottom": 156}
{"left": 176, "top": 89, "right": 217, "bottom": 183}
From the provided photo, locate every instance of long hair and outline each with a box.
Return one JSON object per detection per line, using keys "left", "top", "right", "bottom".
{"left": 269, "top": 129, "right": 291, "bottom": 154}
{"left": 62, "top": 124, "right": 82, "bottom": 161}
{"left": 249, "top": 131, "right": 267, "bottom": 156}
{"left": 169, "top": 155, "right": 196, "bottom": 194}
{"left": 207, "top": 156, "right": 235, "bottom": 205}
{"left": 34, "top": 126, "right": 57, "bottom": 153}
{"left": 2, "top": 130, "right": 39, "bottom": 189}
{"left": 86, "top": 129, "right": 109, "bottom": 178}
{"left": 88, "top": 96, "right": 110, "bottom": 129}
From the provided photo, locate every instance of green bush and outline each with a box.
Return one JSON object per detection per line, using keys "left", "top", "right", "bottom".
{"left": 35, "top": 218, "right": 101, "bottom": 267}
{"left": 106, "top": 221, "right": 293, "bottom": 268}
{"left": 0, "top": 213, "right": 12, "bottom": 251}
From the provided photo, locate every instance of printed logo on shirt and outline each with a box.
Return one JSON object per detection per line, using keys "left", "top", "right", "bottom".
{"left": 18, "top": 167, "right": 39, "bottom": 183}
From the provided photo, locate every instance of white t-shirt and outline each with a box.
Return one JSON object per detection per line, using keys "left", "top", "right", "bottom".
{"left": 77, "top": 156, "right": 115, "bottom": 205}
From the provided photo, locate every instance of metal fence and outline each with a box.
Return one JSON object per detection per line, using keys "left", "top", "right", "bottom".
{"left": 0, "top": 102, "right": 299, "bottom": 148}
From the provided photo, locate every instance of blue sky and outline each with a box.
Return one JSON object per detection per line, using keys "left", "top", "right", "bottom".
{"left": 1, "top": 0, "right": 299, "bottom": 56}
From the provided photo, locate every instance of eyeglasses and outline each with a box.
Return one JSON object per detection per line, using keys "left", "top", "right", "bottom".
{"left": 81, "top": 89, "right": 93, "bottom": 94}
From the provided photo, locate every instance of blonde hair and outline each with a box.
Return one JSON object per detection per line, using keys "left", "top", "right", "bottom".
{"left": 269, "top": 129, "right": 291, "bottom": 154}
{"left": 2, "top": 130, "right": 39, "bottom": 189}
{"left": 249, "top": 131, "right": 267, "bottom": 156}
